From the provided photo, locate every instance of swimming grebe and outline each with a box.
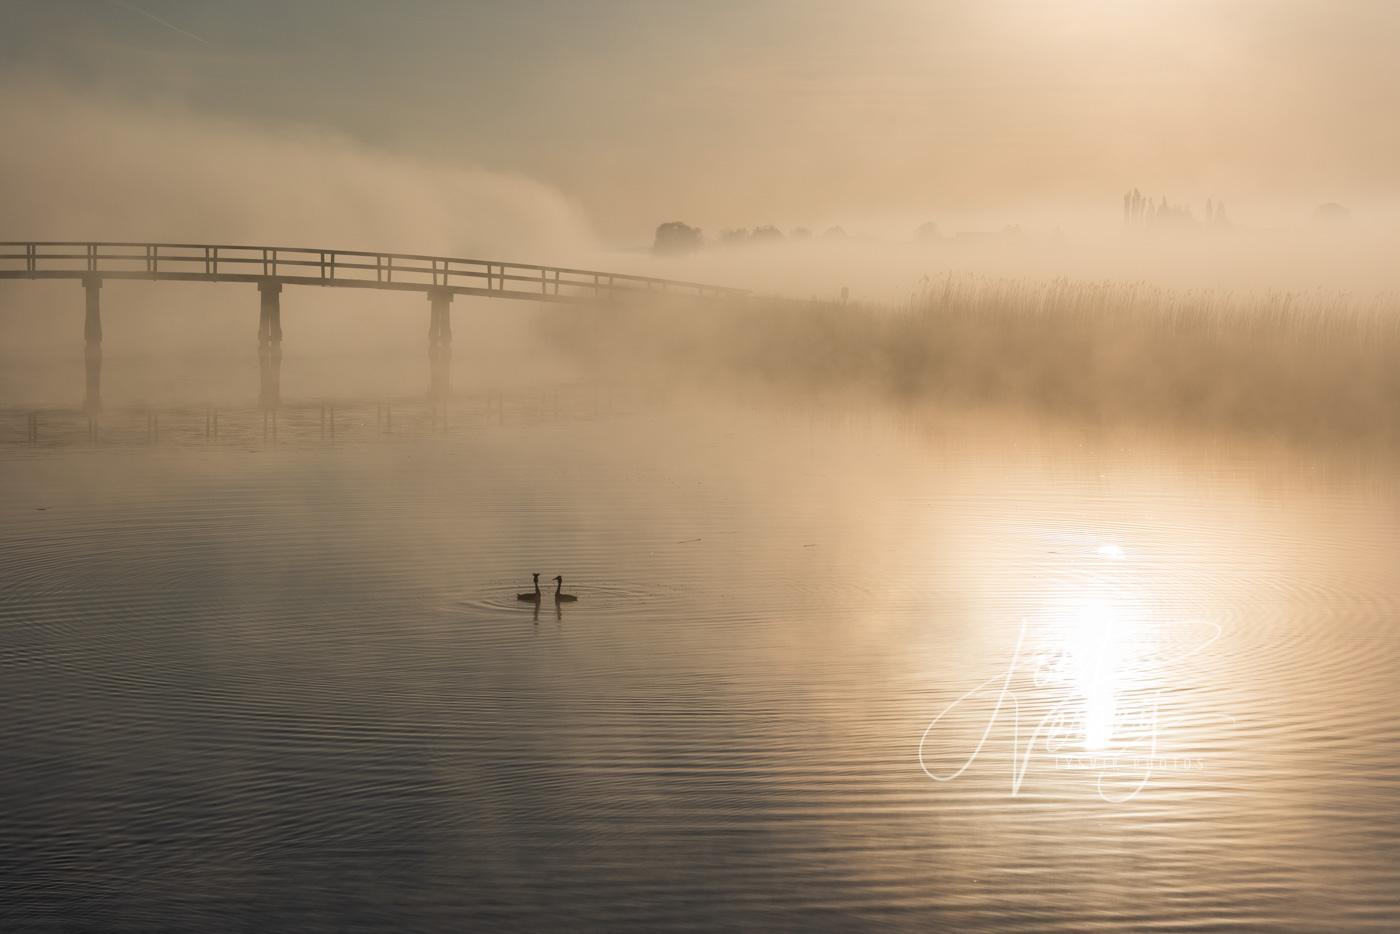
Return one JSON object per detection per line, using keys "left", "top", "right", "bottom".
{"left": 517, "top": 573, "right": 541, "bottom": 602}
{"left": 553, "top": 576, "right": 578, "bottom": 602}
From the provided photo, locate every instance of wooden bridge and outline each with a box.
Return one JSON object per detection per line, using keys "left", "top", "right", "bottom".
{"left": 0, "top": 240, "right": 746, "bottom": 345}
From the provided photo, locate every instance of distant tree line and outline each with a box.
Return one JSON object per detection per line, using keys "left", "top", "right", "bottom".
{"left": 657, "top": 193, "right": 1247, "bottom": 257}
{"left": 1123, "top": 188, "right": 1231, "bottom": 231}
{"left": 652, "top": 221, "right": 704, "bottom": 255}
{"left": 652, "top": 222, "right": 848, "bottom": 255}
{"left": 652, "top": 218, "right": 1031, "bottom": 256}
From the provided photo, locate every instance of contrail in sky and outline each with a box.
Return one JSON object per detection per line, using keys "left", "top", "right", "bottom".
{"left": 109, "top": 0, "right": 210, "bottom": 45}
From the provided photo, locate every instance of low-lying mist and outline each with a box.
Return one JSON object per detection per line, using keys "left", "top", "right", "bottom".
{"left": 546, "top": 275, "right": 1400, "bottom": 445}
{"left": 623, "top": 209, "right": 1400, "bottom": 305}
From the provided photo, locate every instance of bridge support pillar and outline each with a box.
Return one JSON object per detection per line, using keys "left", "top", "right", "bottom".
{"left": 428, "top": 288, "right": 453, "bottom": 344}
{"left": 83, "top": 276, "right": 102, "bottom": 344}
{"left": 258, "top": 280, "right": 283, "bottom": 345}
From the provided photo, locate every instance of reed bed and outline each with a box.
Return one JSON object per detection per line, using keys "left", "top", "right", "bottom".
{"left": 548, "top": 274, "right": 1400, "bottom": 440}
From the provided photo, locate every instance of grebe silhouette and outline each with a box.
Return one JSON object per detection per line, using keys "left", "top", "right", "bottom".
{"left": 553, "top": 576, "right": 578, "bottom": 602}
{"left": 517, "top": 573, "right": 541, "bottom": 602}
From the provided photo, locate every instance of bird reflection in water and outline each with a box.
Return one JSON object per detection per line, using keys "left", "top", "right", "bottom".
{"left": 530, "top": 597, "right": 564, "bottom": 626}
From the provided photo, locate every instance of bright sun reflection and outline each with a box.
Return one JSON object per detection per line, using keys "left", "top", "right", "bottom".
{"left": 1041, "top": 543, "right": 1144, "bottom": 752}
{"left": 922, "top": 538, "right": 1216, "bottom": 801}
{"left": 1067, "top": 599, "right": 1122, "bottom": 750}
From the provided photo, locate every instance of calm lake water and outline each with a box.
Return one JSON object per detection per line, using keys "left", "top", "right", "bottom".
{"left": 3, "top": 386, "right": 1399, "bottom": 932}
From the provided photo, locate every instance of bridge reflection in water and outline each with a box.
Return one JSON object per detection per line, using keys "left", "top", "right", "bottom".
{"left": 258, "top": 345, "right": 282, "bottom": 410}
{"left": 84, "top": 344, "right": 102, "bottom": 415}
{"left": 6, "top": 350, "right": 631, "bottom": 449}
{"left": 429, "top": 343, "right": 451, "bottom": 406}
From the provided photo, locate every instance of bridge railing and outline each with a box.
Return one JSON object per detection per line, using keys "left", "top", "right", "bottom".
{"left": 0, "top": 241, "right": 747, "bottom": 301}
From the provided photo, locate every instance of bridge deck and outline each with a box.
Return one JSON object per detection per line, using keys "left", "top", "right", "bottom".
{"left": 0, "top": 241, "right": 745, "bottom": 302}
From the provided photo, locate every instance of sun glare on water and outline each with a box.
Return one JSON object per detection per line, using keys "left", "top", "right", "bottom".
{"left": 1066, "top": 599, "right": 1123, "bottom": 750}
{"left": 1042, "top": 544, "right": 1144, "bottom": 753}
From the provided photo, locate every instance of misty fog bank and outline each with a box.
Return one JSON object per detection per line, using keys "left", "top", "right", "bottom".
{"left": 8, "top": 84, "right": 1400, "bottom": 308}
{"left": 625, "top": 213, "right": 1400, "bottom": 304}
{"left": 0, "top": 84, "right": 599, "bottom": 263}
{"left": 7, "top": 83, "right": 1400, "bottom": 446}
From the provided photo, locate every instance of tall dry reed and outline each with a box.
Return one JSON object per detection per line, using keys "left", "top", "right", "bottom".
{"left": 547, "top": 273, "right": 1400, "bottom": 440}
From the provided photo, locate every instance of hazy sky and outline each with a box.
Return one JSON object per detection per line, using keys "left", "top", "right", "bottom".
{"left": 5, "top": 0, "right": 1399, "bottom": 241}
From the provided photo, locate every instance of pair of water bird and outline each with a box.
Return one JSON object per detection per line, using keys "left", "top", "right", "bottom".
{"left": 517, "top": 573, "right": 577, "bottom": 603}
